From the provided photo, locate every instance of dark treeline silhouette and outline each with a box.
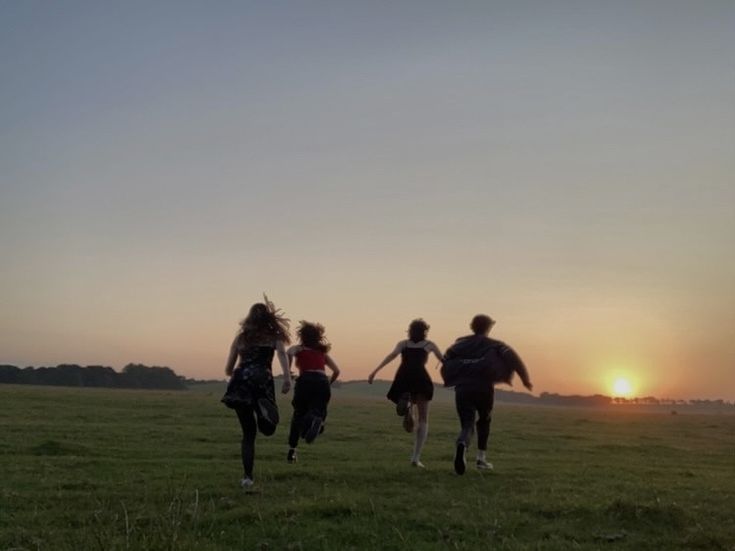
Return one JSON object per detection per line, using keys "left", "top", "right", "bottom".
{"left": 2, "top": 368, "right": 733, "bottom": 407}
{"left": 503, "top": 390, "right": 733, "bottom": 409}
{"left": 611, "top": 396, "right": 732, "bottom": 407}
{"left": 183, "top": 377, "right": 228, "bottom": 386}
{"left": 536, "top": 392, "right": 613, "bottom": 407}
{"left": 0, "top": 364, "right": 186, "bottom": 390}
{"left": 336, "top": 380, "right": 734, "bottom": 408}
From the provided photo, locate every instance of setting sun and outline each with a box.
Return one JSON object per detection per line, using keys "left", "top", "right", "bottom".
{"left": 612, "top": 378, "right": 633, "bottom": 397}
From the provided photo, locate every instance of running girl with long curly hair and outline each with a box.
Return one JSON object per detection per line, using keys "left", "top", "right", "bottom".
{"left": 222, "top": 295, "right": 292, "bottom": 489}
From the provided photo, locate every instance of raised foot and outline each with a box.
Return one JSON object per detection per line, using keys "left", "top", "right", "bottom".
{"left": 454, "top": 443, "right": 466, "bottom": 475}
{"left": 304, "top": 416, "right": 323, "bottom": 444}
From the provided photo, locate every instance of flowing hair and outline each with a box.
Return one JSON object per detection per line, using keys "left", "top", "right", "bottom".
{"left": 408, "top": 318, "right": 429, "bottom": 343}
{"left": 237, "top": 294, "right": 291, "bottom": 348}
{"left": 296, "top": 321, "right": 331, "bottom": 353}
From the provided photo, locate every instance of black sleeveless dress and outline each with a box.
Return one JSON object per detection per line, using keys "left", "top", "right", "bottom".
{"left": 386, "top": 344, "right": 434, "bottom": 403}
{"left": 221, "top": 344, "right": 277, "bottom": 410}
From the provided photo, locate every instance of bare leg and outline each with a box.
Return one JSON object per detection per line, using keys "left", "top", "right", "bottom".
{"left": 411, "top": 399, "right": 429, "bottom": 464}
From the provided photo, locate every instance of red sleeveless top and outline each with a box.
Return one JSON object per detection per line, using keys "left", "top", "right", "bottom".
{"left": 295, "top": 348, "right": 326, "bottom": 374}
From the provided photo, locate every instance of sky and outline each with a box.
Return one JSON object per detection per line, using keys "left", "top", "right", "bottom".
{"left": 1, "top": 1, "right": 733, "bottom": 400}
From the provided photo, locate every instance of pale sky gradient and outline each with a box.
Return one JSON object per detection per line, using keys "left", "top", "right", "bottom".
{"left": 1, "top": 1, "right": 734, "bottom": 399}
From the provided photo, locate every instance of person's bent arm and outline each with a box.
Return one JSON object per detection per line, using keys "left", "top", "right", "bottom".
{"left": 325, "top": 355, "right": 341, "bottom": 385}
{"left": 368, "top": 341, "right": 403, "bottom": 383}
{"left": 426, "top": 341, "right": 444, "bottom": 366}
{"left": 276, "top": 340, "right": 292, "bottom": 393}
{"left": 225, "top": 337, "right": 238, "bottom": 377}
{"left": 286, "top": 345, "right": 300, "bottom": 370}
{"left": 512, "top": 354, "right": 533, "bottom": 391}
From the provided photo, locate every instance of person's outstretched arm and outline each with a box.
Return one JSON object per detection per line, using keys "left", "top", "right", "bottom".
{"left": 325, "top": 355, "right": 341, "bottom": 385}
{"left": 517, "top": 365, "right": 533, "bottom": 391}
{"left": 276, "top": 340, "right": 292, "bottom": 393}
{"left": 504, "top": 347, "right": 533, "bottom": 391}
{"left": 368, "top": 341, "right": 404, "bottom": 383}
{"left": 426, "top": 340, "right": 444, "bottom": 366}
{"left": 225, "top": 337, "right": 238, "bottom": 377}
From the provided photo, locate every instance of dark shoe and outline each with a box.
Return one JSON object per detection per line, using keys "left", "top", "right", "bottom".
{"left": 402, "top": 411, "right": 415, "bottom": 433}
{"left": 287, "top": 448, "right": 297, "bottom": 464}
{"left": 256, "top": 399, "right": 278, "bottom": 435}
{"left": 454, "top": 442, "right": 466, "bottom": 475}
{"left": 396, "top": 394, "right": 410, "bottom": 416}
{"left": 304, "top": 416, "right": 323, "bottom": 444}
{"left": 256, "top": 398, "right": 279, "bottom": 426}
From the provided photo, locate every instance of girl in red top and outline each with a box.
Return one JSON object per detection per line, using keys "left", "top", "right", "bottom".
{"left": 285, "top": 321, "right": 340, "bottom": 463}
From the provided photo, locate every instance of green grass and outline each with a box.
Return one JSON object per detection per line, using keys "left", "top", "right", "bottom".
{"left": 1, "top": 385, "right": 733, "bottom": 550}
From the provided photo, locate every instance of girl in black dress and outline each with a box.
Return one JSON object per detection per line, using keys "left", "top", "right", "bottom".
{"left": 222, "top": 296, "right": 291, "bottom": 488}
{"left": 368, "top": 319, "right": 443, "bottom": 467}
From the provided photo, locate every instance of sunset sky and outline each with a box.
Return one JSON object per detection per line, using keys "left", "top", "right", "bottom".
{"left": 1, "top": 2, "right": 733, "bottom": 399}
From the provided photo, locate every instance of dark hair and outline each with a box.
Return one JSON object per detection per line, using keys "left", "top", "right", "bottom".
{"left": 408, "top": 318, "right": 430, "bottom": 343}
{"left": 237, "top": 295, "right": 290, "bottom": 348}
{"left": 297, "top": 321, "right": 331, "bottom": 353}
{"left": 470, "top": 314, "right": 495, "bottom": 335}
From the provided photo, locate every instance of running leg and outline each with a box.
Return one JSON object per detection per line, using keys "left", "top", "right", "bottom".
{"left": 411, "top": 399, "right": 429, "bottom": 465}
{"left": 476, "top": 387, "right": 495, "bottom": 452}
{"left": 455, "top": 387, "right": 476, "bottom": 446}
{"left": 235, "top": 406, "right": 257, "bottom": 479}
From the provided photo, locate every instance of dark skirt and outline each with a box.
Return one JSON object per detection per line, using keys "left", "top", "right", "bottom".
{"left": 222, "top": 363, "right": 276, "bottom": 411}
{"left": 387, "top": 363, "right": 434, "bottom": 403}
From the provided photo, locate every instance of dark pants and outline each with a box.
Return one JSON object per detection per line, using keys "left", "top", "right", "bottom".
{"left": 288, "top": 372, "right": 331, "bottom": 448}
{"left": 235, "top": 406, "right": 257, "bottom": 478}
{"left": 455, "top": 386, "right": 494, "bottom": 451}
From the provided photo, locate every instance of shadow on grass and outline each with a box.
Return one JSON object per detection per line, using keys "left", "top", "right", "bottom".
{"left": 605, "top": 498, "right": 687, "bottom": 527}
{"left": 29, "top": 440, "right": 95, "bottom": 457}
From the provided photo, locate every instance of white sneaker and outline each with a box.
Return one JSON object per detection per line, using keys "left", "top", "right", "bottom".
{"left": 240, "top": 477, "right": 254, "bottom": 489}
{"left": 476, "top": 459, "right": 494, "bottom": 471}
{"left": 411, "top": 460, "right": 426, "bottom": 469}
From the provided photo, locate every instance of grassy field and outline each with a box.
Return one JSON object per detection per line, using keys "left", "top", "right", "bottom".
{"left": 1, "top": 384, "right": 733, "bottom": 550}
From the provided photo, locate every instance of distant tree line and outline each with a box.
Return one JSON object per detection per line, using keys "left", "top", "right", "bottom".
{"left": 182, "top": 377, "right": 227, "bottom": 386}
{"left": 506, "top": 390, "right": 732, "bottom": 408}
{"left": 0, "top": 364, "right": 186, "bottom": 390}
{"left": 493, "top": 389, "right": 733, "bottom": 408}
{"left": 610, "top": 396, "right": 733, "bottom": 407}
{"left": 476, "top": 389, "right": 616, "bottom": 407}
{"left": 536, "top": 392, "right": 613, "bottom": 407}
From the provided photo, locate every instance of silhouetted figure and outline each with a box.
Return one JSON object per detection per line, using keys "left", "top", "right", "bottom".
{"left": 221, "top": 296, "right": 291, "bottom": 489}
{"left": 286, "top": 321, "right": 341, "bottom": 463}
{"left": 443, "top": 315, "right": 532, "bottom": 474}
{"left": 369, "top": 319, "right": 443, "bottom": 468}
